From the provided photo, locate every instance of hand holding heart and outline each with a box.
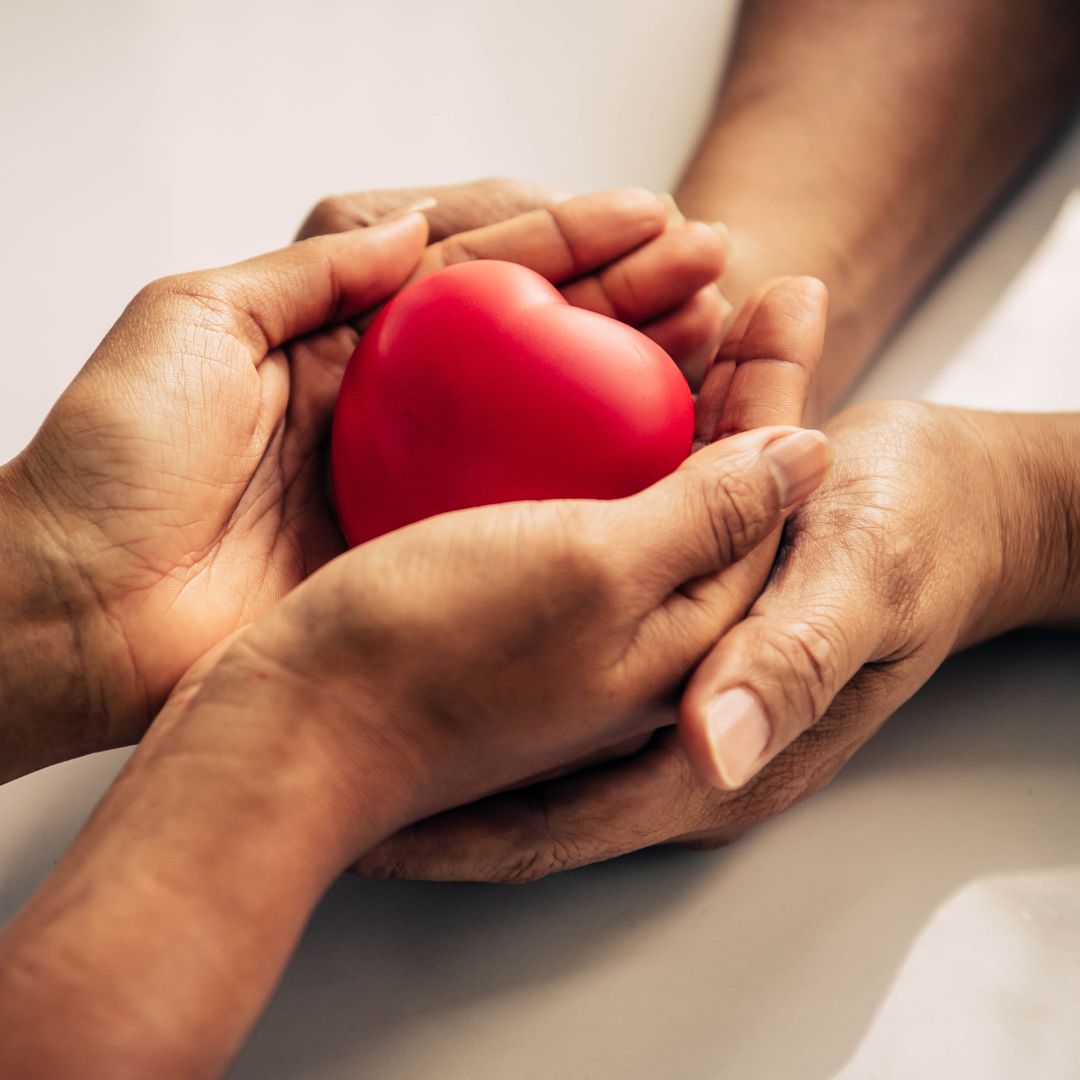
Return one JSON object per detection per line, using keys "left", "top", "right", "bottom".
{"left": 352, "top": 274, "right": 832, "bottom": 881}
{"left": 1, "top": 185, "right": 725, "bottom": 779}
{"left": 299, "top": 177, "right": 733, "bottom": 389}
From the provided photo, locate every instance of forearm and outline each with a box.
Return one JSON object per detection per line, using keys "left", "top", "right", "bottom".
{"left": 677, "top": 0, "right": 1080, "bottom": 415}
{"left": 0, "top": 673, "right": 404, "bottom": 1078}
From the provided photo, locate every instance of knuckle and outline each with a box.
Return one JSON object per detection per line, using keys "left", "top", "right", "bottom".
{"left": 128, "top": 274, "right": 181, "bottom": 314}
{"left": 706, "top": 467, "right": 772, "bottom": 563}
{"left": 157, "top": 269, "right": 233, "bottom": 310}
{"left": 312, "top": 194, "right": 344, "bottom": 218}
{"left": 491, "top": 845, "right": 562, "bottom": 885}
{"left": 755, "top": 616, "right": 844, "bottom": 727}
{"left": 434, "top": 233, "right": 484, "bottom": 266}
{"left": 128, "top": 272, "right": 237, "bottom": 333}
{"left": 308, "top": 194, "right": 353, "bottom": 227}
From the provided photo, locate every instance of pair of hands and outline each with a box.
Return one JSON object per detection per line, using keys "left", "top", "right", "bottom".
{"left": 295, "top": 182, "right": 1030, "bottom": 879}
{"left": 6, "top": 176, "right": 1006, "bottom": 881}
{"left": 7, "top": 182, "right": 727, "bottom": 766}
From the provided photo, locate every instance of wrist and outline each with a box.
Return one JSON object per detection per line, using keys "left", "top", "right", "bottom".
{"left": 676, "top": 108, "right": 875, "bottom": 419}
{"left": 958, "top": 410, "right": 1080, "bottom": 644}
{"left": 183, "top": 635, "right": 427, "bottom": 867}
{"left": 0, "top": 460, "right": 138, "bottom": 780}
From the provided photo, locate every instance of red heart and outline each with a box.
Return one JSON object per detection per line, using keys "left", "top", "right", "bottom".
{"left": 331, "top": 260, "right": 694, "bottom": 546}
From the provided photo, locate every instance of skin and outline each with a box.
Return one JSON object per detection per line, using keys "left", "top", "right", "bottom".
{"left": 356, "top": 402, "right": 1080, "bottom": 881}
{"left": 0, "top": 197, "right": 824, "bottom": 1072}
{"left": 2, "top": 0, "right": 1078, "bottom": 1061}
{"left": 0, "top": 185, "right": 727, "bottom": 782}
{"left": 675, "top": 0, "right": 1080, "bottom": 415}
{"left": 0, "top": 422, "right": 831, "bottom": 1079}
{"left": 297, "top": 178, "right": 734, "bottom": 390}
{"left": 339, "top": 0, "right": 1080, "bottom": 881}
{"left": 308, "top": 4, "right": 1080, "bottom": 415}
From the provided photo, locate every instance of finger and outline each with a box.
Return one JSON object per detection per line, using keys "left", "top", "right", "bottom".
{"left": 356, "top": 659, "right": 908, "bottom": 883}
{"left": 604, "top": 426, "right": 831, "bottom": 599}
{"left": 295, "top": 177, "right": 565, "bottom": 242}
{"left": 408, "top": 187, "right": 667, "bottom": 285}
{"left": 637, "top": 284, "right": 732, "bottom": 390}
{"left": 678, "top": 548, "right": 883, "bottom": 793}
{"left": 560, "top": 221, "right": 726, "bottom": 325}
{"left": 153, "top": 214, "right": 429, "bottom": 357}
{"left": 695, "top": 276, "right": 827, "bottom": 445}
{"left": 355, "top": 730, "right": 720, "bottom": 883}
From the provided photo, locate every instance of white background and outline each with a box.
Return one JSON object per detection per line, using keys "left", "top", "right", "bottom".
{"left": 1, "top": 2, "right": 1078, "bottom": 1077}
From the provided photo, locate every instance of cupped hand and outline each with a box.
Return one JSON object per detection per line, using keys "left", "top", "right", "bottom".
{"left": 353, "top": 400, "right": 1030, "bottom": 881}
{"left": 6, "top": 187, "right": 721, "bottom": 760}
{"left": 297, "top": 178, "right": 732, "bottom": 387}
{"left": 162, "top": 421, "right": 832, "bottom": 845}
{"left": 351, "top": 401, "right": 993, "bottom": 879}
{"left": 351, "top": 276, "right": 833, "bottom": 880}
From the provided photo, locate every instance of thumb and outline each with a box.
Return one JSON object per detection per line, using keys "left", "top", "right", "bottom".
{"left": 137, "top": 213, "right": 429, "bottom": 356}
{"left": 678, "top": 573, "right": 875, "bottom": 792}
{"left": 607, "top": 425, "right": 832, "bottom": 601}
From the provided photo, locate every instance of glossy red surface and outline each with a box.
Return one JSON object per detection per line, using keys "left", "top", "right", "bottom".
{"left": 332, "top": 260, "right": 693, "bottom": 545}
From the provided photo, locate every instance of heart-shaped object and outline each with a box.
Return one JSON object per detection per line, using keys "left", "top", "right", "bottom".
{"left": 331, "top": 260, "right": 694, "bottom": 546}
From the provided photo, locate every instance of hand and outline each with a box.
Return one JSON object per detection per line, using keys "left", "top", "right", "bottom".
{"left": 0, "top": 421, "right": 832, "bottom": 1080}
{"left": 0, "top": 187, "right": 722, "bottom": 776}
{"left": 352, "top": 399, "right": 1068, "bottom": 881}
{"left": 348, "top": 275, "right": 830, "bottom": 879}
{"left": 297, "top": 177, "right": 733, "bottom": 388}
{"left": 188, "top": 422, "right": 834, "bottom": 835}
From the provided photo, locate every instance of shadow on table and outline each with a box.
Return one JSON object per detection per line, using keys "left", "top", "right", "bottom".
{"left": 231, "top": 630, "right": 1079, "bottom": 1080}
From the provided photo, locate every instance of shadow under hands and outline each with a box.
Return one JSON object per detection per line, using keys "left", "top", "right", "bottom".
{"left": 231, "top": 630, "right": 1080, "bottom": 1080}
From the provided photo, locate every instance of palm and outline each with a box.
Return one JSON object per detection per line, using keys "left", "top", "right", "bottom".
{"left": 26, "top": 311, "right": 358, "bottom": 708}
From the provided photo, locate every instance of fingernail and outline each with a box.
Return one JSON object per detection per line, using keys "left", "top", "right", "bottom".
{"left": 658, "top": 192, "right": 685, "bottom": 223}
{"left": 705, "top": 687, "right": 770, "bottom": 789}
{"left": 762, "top": 429, "right": 830, "bottom": 507}
{"left": 373, "top": 196, "right": 438, "bottom": 224}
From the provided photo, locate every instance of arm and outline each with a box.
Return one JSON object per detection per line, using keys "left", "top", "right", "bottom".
{"left": 0, "top": 421, "right": 827, "bottom": 1078}
{"left": 0, "top": 679, "right": 368, "bottom": 1077}
{"left": 676, "top": 0, "right": 1080, "bottom": 413}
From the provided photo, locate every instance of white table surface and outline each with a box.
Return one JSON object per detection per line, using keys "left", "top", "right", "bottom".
{"left": 1, "top": 3, "right": 1078, "bottom": 1077}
